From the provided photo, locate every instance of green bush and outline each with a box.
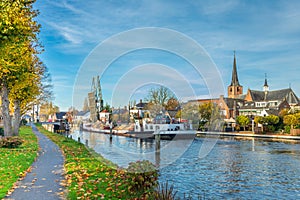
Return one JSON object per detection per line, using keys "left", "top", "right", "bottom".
{"left": 284, "top": 125, "right": 291, "bottom": 134}
{"left": 0, "top": 136, "right": 23, "bottom": 148}
{"left": 21, "top": 119, "right": 28, "bottom": 125}
{"left": 126, "top": 160, "right": 158, "bottom": 197}
{"left": 267, "top": 125, "right": 276, "bottom": 133}
{"left": 102, "top": 160, "right": 158, "bottom": 199}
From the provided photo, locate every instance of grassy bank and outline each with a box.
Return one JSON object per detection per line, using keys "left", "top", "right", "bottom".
{"left": 0, "top": 126, "right": 38, "bottom": 199}
{"left": 36, "top": 124, "right": 158, "bottom": 199}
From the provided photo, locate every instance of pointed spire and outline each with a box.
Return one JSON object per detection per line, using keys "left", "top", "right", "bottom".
{"left": 230, "top": 51, "right": 240, "bottom": 86}
{"left": 263, "top": 73, "right": 269, "bottom": 92}
{"left": 264, "top": 73, "right": 268, "bottom": 87}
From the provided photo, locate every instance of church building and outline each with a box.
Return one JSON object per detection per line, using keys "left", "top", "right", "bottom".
{"left": 227, "top": 54, "right": 299, "bottom": 118}
{"left": 187, "top": 52, "right": 299, "bottom": 121}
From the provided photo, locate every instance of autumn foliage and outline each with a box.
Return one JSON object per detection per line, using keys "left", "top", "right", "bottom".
{"left": 1, "top": 0, "right": 48, "bottom": 136}
{"left": 0, "top": 136, "right": 23, "bottom": 148}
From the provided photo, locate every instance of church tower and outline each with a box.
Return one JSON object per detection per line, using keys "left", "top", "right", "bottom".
{"left": 228, "top": 52, "right": 243, "bottom": 98}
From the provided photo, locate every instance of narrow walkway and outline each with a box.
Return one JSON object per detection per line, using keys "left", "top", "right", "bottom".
{"left": 5, "top": 124, "right": 65, "bottom": 200}
{"left": 197, "top": 131, "right": 300, "bottom": 140}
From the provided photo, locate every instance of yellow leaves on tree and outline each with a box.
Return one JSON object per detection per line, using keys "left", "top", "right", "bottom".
{"left": 1, "top": 0, "right": 46, "bottom": 136}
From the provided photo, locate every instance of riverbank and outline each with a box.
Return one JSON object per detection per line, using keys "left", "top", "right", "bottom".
{"left": 36, "top": 124, "right": 159, "bottom": 199}
{"left": 197, "top": 131, "right": 300, "bottom": 140}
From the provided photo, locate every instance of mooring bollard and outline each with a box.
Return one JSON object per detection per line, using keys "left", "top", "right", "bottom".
{"left": 155, "top": 133, "right": 160, "bottom": 151}
{"left": 109, "top": 123, "right": 113, "bottom": 141}
{"left": 155, "top": 132, "right": 161, "bottom": 167}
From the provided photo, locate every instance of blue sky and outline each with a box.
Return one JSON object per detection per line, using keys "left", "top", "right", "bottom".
{"left": 34, "top": 0, "right": 300, "bottom": 111}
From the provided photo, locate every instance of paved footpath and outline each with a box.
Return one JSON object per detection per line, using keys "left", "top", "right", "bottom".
{"left": 5, "top": 124, "right": 65, "bottom": 200}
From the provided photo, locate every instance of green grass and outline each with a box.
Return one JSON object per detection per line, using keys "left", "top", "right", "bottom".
{"left": 0, "top": 126, "right": 38, "bottom": 199}
{"left": 36, "top": 124, "right": 158, "bottom": 199}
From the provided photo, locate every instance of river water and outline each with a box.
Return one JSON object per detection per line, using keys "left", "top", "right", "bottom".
{"left": 70, "top": 130, "right": 300, "bottom": 199}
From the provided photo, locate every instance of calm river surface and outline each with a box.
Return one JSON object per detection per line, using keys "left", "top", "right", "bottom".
{"left": 70, "top": 130, "right": 300, "bottom": 199}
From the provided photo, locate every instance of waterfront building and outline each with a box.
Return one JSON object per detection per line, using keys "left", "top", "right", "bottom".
{"left": 51, "top": 112, "right": 67, "bottom": 122}
{"left": 186, "top": 95, "right": 243, "bottom": 120}
{"left": 74, "top": 110, "right": 90, "bottom": 123}
{"left": 188, "top": 52, "right": 245, "bottom": 120}
{"left": 239, "top": 81, "right": 299, "bottom": 117}
{"left": 226, "top": 55, "right": 300, "bottom": 118}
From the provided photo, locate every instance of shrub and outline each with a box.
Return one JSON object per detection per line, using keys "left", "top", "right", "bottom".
{"left": 284, "top": 125, "right": 291, "bottom": 134}
{"left": 0, "top": 136, "right": 23, "bottom": 148}
{"left": 267, "top": 125, "right": 275, "bottom": 133}
{"left": 104, "top": 160, "right": 159, "bottom": 199}
{"left": 126, "top": 160, "right": 158, "bottom": 197}
{"left": 21, "top": 119, "right": 28, "bottom": 125}
{"left": 153, "top": 181, "right": 177, "bottom": 200}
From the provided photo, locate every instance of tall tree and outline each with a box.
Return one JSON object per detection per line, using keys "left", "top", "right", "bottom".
{"left": 146, "top": 86, "right": 174, "bottom": 107}
{"left": 145, "top": 86, "right": 175, "bottom": 117}
{"left": 0, "top": 0, "right": 42, "bottom": 136}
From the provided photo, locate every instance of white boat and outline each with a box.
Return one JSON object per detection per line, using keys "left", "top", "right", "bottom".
{"left": 129, "top": 119, "right": 196, "bottom": 140}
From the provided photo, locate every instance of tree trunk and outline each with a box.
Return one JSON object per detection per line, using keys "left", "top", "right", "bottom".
{"left": 13, "top": 99, "right": 21, "bottom": 136}
{"left": 32, "top": 105, "right": 35, "bottom": 122}
{"left": 1, "top": 83, "right": 12, "bottom": 137}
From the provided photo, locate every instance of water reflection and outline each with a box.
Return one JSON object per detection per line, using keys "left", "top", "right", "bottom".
{"left": 70, "top": 130, "right": 300, "bottom": 199}
{"left": 70, "top": 130, "right": 194, "bottom": 168}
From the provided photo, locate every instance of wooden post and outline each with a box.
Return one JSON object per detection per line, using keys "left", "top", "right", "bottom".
{"left": 110, "top": 122, "right": 113, "bottom": 141}
{"left": 155, "top": 133, "right": 160, "bottom": 152}
{"left": 155, "top": 133, "right": 161, "bottom": 167}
